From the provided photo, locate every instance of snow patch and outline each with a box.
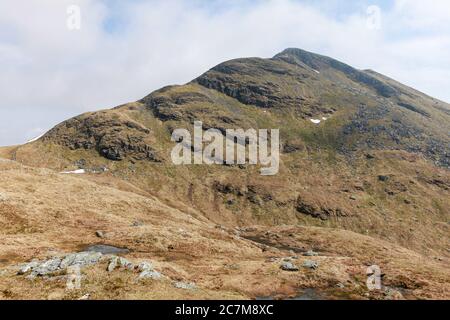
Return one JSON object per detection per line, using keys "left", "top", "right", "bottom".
{"left": 310, "top": 119, "right": 321, "bottom": 124}
{"left": 322, "top": 117, "right": 328, "bottom": 121}
{"left": 313, "top": 69, "right": 320, "bottom": 74}
{"left": 60, "top": 169, "right": 86, "bottom": 174}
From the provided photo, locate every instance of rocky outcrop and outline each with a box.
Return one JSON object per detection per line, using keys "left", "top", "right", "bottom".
{"left": 107, "top": 256, "right": 134, "bottom": 272}
{"left": 43, "top": 112, "right": 160, "bottom": 162}
{"left": 274, "top": 48, "right": 397, "bottom": 98}
{"left": 295, "top": 197, "right": 348, "bottom": 220}
{"left": 16, "top": 252, "right": 166, "bottom": 283}
{"left": 341, "top": 103, "right": 449, "bottom": 168}
{"left": 18, "top": 252, "right": 103, "bottom": 278}
{"left": 142, "top": 87, "right": 214, "bottom": 121}
{"left": 194, "top": 57, "right": 334, "bottom": 116}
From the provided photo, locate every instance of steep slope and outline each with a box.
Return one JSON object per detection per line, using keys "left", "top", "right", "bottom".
{"left": 2, "top": 48, "right": 449, "bottom": 260}
{"left": 196, "top": 48, "right": 449, "bottom": 166}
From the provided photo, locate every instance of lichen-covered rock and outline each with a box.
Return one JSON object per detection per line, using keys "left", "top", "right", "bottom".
{"left": 107, "top": 256, "right": 133, "bottom": 272}
{"left": 137, "top": 261, "right": 153, "bottom": 272}
{"left": 32, "top": 257, "right": 62, "bottom": 276}
{"left": 60, "top": 252, "right": 103, "bottom": 269}
{"left": 18, "top": 261, "right": 40, "bottom": 275}
{"left": 138, "top": 270, "right": 162, "bottom": 280}
{"left": 17, "top": 252, "right": 103, "bottom": 277}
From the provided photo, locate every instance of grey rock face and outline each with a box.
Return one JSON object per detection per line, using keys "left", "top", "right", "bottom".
{"left": 280, "top": 261, "right": 299, "bottom": 271}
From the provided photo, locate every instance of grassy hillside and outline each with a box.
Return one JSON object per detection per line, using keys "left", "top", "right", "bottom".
{"left": 0, "top": 49, "right": 448, "bottom": 299}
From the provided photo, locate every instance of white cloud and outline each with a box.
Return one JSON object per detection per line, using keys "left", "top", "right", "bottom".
{"left": 0, "top": 0, "right": 449, "bottom": 146}
{"left": 393, "top": 0, "right": 450, "bottom": 30}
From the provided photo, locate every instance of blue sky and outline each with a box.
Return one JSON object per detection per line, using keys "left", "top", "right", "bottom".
{"left": 0, "top": 0, "right": 449, "bottom": 146}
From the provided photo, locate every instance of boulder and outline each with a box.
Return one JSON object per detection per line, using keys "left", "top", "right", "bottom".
{"left": 95, "top": 231, "right": 105, "bottom": 238}
{"left": 303, "top": 260, "right": 319, "bottom": 270}
{"left": 280, "top": 261, "right": 299, "bottom": 271}
{"left": 132, "top": 220, "right": 144, "bottom": 227}
{"left": 107, "top": 256, "right": 133, "bottom": 272}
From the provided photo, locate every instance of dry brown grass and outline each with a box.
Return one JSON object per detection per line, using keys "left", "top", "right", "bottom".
{"left": 0, "top": 159, "right": 448, "bottom": 300}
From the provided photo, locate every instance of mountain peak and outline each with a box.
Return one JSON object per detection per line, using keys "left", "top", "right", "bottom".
{"left": 274, "top": 47, "right": 323, "bottom": 59}
{"left": 273, "top": 47, "right": 336, "bottom": 68}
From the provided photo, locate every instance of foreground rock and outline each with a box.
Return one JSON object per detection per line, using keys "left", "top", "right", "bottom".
{"left": 107, "top": 256, "right": 134, "bottom": 272}
{"left": 303, "top": 260, "right": 319, "bottom": 270}
{"left": 16, "top": 252, "right": 167, "bottom": 284}
{"left": 18, "top": 252, "right": 103, "bottom": 278}
{"left": 280, "top": 261, "right": 299, "bottom": 271}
